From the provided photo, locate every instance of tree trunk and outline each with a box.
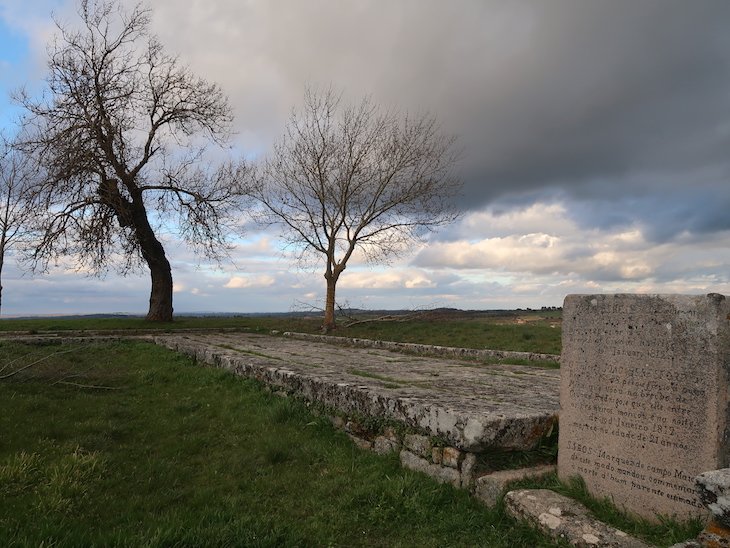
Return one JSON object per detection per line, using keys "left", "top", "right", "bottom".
{"left": 0, "top": 244, "right": 5, "bottom": 316}
{"left": 323, "top": 274, "right": 337, "bottom": 333}
{"left": 145, "top": 253, "right": 173, "bottom": 322}
{"left": 129, "top": 197, "right": 173, "bottom": 322}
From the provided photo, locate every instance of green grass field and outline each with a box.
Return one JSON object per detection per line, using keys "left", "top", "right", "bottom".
{"left": 0, "top": 309, "right": 563, "bottom": 355}
{"left": 1, "top": 339, "right": 564, "bottom": 547}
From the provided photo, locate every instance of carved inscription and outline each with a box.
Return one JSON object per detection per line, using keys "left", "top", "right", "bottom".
{"left": 558, "top": 294, "right": 730, "bottom": 520}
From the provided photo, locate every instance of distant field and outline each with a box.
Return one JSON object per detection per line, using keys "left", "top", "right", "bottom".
{"left": 0, "top": 309, "right": 563, "bottom": 355}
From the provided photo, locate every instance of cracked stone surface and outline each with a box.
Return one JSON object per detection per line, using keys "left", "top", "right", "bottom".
{"left": 504, "top": 489, "right": 650, "bottom": 547}
{"left": 155, "top": 332, "right": 559, "bottom": 452}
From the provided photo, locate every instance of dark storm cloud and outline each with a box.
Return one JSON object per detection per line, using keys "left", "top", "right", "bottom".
{"left": 453, "top": 0, "right": 730, "bottom": 214}
{"left": 148, "top": 0, "right": 730, "bottom": 230}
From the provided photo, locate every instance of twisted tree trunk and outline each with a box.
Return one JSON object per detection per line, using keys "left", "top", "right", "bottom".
{"left": 104, "top": 179, "right": 173, "bottom": 322}
{"left": 133, "top": 202, "right": 173, "bottom": 322}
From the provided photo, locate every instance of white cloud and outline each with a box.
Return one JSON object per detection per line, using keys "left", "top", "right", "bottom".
{"left": 414, "top": 201, "right": 730, "bottom": 293}
{"left": 338, "top": 269, "right": 436, "bottom": 290}
{"left": 224, "top": 274, "right": 276, "bottom": 289}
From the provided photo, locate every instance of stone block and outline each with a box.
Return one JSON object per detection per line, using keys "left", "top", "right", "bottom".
{"left": 460, "top": 453, "right": 478, "bottom": 489}
{"left": 329, "top": 415, "right": 345, "bottom": 429}
{"left": 504, "top": 488, "right": 649, "bottom": 547}
{"left": 347, "top": 433, "right": 373, "bottom": 451}
{"left": 383, "top": 426, "right": 399, "bottom": 442}
{"left": 474, "top": 464, "right": 556, "bottom": 506}
{"left": 442, "top": 446, "right": 461, "bottom": 468}
{"left": 400, "top": 450, "right": 461, "bottom": 488}
{"left": 404, "top": 434, "right": 432, "bottom": 459}
{"left": 345, "top": 420, "right": 367, "bottom": 436}
{"left": 373, "top": 435, "right": 399, "bottom": 455}
{"left": 559, "top": 294, "right": 730, "bottom": 521}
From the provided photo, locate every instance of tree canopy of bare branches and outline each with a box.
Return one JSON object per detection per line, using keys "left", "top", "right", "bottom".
{"left": 16, "top": 0, "right": 247, "bottom": 321}
{"left": 0, "top": 133, "right": 37, "bottom": 315}
{"left": 255, "top": 88, "right": 461, "bottom": 332}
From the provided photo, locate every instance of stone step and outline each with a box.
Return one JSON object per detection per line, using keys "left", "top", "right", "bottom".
{"left": 504, "top": 488, "right": 650, "bottom": 547}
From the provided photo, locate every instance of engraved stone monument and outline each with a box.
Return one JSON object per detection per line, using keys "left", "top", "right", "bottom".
{"left": 558, "top": 294, "right": 730, "bottom": 520}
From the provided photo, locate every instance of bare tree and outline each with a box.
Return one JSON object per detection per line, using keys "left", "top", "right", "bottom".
{"left": 0, "top": 133, "right": 36, "bottom": 315}
{"left": 255, "top": 88, "right": 461, "bottom": 332}
{"left": 16, "top": 0, "right": 247, "bottom": 321}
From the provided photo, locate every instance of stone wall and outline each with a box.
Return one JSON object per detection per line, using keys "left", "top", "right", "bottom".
{"left": 282, "top": 332, "right": 560, "bottom": 363}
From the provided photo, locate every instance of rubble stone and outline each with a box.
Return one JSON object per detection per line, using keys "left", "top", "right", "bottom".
{"left": 404, "top": 434, "right": 432, "bottom": 459}
{"left": 460, "top": 453, "right": 478, "bottom": 489}
{"left": 373, "top": 436, "right": 399, "bottom": 455}
{"left": 696, "top": 469, "right": 730, "bottom": 529}
{"left": 442, "top": 446, "right": 462, "bottom": 469}
{"left": 400, "top": 450, "right": 461, "bottom": 488}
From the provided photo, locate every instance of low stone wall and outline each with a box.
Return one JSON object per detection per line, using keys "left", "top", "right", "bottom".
{"left": 154, "top": 333, "right": 559, "bottom": 497}
{"left": 281, "top": 331, "right": 560, "bottom": 363}
{"left": 328, "top": 416, "right": 481, "bottom": 489}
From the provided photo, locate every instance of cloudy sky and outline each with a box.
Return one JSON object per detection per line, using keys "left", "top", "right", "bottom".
{"left": 1, "top": 0, "right": 729, "bottom": 316}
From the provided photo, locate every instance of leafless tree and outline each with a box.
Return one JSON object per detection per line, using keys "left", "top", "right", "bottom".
{"left": 16, "top": 0, "right": 247, "bottom": 321}
{"left": 254, "top": 88, "right": 461, "bottom": 332}
{"left": 0, "top": 133, "right": 36, "bottom": 315}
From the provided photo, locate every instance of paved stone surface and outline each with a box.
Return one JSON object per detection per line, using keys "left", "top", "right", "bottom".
{"left": 155, "top": 332, "right": 559, "bottom": 452}
{"left": 504, "top": 489, "right": 650, "bottom": 547}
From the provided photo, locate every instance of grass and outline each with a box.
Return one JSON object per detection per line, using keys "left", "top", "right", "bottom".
{"left": 340, "top": 319, "right": 561, "bottom": 355}
{"left": 0, "top": 310, "right": 562, "bottom": 355}
{"left": 0, "top": 339, "right": 565, "bottom": 547}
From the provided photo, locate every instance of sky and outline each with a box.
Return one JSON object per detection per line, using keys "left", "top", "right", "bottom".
{"left": 1, "top": 0, "right": 730, "bottom": 316}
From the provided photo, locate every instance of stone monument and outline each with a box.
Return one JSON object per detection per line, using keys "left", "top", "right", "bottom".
{"left": 558, "top": 293, "right": 730, "bottom": 520}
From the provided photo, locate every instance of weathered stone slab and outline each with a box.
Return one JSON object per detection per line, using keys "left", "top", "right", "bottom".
{"left": 559, "top": 294, "right": 730, "bottom": 521}
{"left": 155, "top": 332, "right": 559, "bottom": 452}
{"left": 474, "top": 464, "right": 556, "bottom": 507}
{"left": 504, "top": 489, "right": 649, "bottom": 547}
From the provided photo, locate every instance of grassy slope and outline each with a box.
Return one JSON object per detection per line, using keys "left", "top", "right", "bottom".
{"left": 0, "top": 340, "right": 563, "bottom": 547}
